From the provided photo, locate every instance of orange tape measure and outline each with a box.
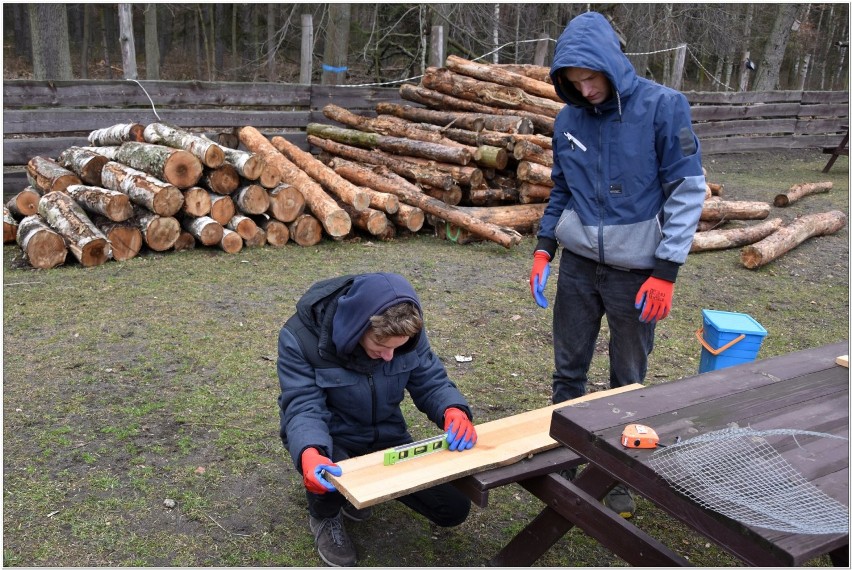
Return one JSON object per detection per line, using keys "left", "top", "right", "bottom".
{"left": 621, "top": 424, "right": 660, "bottom": 449}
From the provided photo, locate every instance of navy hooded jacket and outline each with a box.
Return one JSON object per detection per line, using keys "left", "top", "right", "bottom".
{"left": 277, "top": 273, "right": 472, "bottom": 471}
{"left": 535, "top": 12, "right": 706, "bottom": 282}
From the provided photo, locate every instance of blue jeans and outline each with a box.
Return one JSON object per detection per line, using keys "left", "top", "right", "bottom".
{"left": 551, "top": 250, "right": 656, "bottom": 404}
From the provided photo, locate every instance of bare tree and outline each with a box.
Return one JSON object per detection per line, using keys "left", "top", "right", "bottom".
{"left": 28, "top": 4, "right": 73, "bottom": 80}
{"left": 144, "top": 5, "right": 160, "bottom": 80}
{"left": 753, "top": 3, "right": 803, "bottom": 91}
{"left": 322, "top": 3, "right": 351, "bottom": 85}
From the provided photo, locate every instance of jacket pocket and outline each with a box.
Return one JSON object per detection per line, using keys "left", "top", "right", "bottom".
{"left": 315, "top": 368, "right": 360, "bottom": 389}
{"left": 555, "top": 208, "right": 599, "bottom": 260}
{"left": 607, "top": 120, "right": 656, "bottom": 198}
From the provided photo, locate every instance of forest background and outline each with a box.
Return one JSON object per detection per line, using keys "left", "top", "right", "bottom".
{"left": 4, "top": 3, "right": 850, "bottom": 93}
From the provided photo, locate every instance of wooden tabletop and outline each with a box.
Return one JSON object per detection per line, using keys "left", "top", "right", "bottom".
{"left": 549, "top": 341, "right": 849, "bottom": 566}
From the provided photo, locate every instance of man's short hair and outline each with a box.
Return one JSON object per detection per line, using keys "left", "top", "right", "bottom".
{"left": 369, "top": 302, "right": 422, "bottom": 340}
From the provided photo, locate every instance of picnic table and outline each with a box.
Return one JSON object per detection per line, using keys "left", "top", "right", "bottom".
{"left": 459, "top": 341, "right": 848, "bottom": 566}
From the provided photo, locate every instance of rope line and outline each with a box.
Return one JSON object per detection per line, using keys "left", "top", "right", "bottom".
{"left": 126, "top": 78, "right": 162, "bottom": 121}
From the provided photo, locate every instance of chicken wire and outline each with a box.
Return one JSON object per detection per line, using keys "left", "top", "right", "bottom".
{"left": 648, "top": 427, "right": 849, "bottom": 535}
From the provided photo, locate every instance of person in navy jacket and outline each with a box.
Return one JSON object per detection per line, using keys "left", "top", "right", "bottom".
{"left": 278, "top": 272, "right": 476, "bottom": 566}
{"left": 529, "top": 12, "right": 706, "bottom": 518}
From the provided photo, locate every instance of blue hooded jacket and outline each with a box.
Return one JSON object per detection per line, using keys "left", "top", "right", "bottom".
{"left": 277, "top": 273, "right": 471, "bottom": 470}
{"left": 536, "top": 12, "right": 706, "bottom": 281}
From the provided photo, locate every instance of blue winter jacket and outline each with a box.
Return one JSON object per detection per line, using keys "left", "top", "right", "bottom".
{"left": 536, "top": 12, "right": 706, "bottom": 282}
{"left": 277, "top": 273, "right": 472, "bottom": 471}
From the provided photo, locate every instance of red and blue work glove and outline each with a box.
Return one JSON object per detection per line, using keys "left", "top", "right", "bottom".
{"left": 529, "top": 250, "right": 551, "bottom": 308}
{"left": 301, "top": 447, "right": 342, "bottom": 494}
{"left": 634, "top": 276, "right": 675, "bottom": 324}
{"left": 444, "top": 407, "right": 477, "bottom": 451}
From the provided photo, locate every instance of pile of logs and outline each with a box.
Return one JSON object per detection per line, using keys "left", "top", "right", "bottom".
{"left": 3, "top": 55, "right": 846, "bottom": 269}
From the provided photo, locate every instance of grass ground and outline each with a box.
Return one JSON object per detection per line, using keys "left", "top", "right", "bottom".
{"left": 3, "top": 149, "right": 848, "bottom": 566}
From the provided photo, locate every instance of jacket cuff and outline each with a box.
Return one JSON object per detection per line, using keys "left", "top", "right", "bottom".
{"left": 534, "top": 237, "right": 558, "bottom": 260}
{"left": 652, "top": 259, "right": 681, "bottom": 282}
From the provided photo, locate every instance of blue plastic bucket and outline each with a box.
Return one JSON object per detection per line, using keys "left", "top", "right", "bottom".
{"left": 696, "top": 310, "right": 768, "bottom": 373}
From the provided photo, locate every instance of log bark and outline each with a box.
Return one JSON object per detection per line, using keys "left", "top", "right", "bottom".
{"left": 181, "top": 215, "right": 224, "bottom": 246}
{"left": 307, "top": 123, "right": 473, "bottom": 166}
{"left": 512, "top": 133, "right": 552, "bottom": 150}
{"left": 172, "top": 230, "right": 197, "bottom": 252}
{"left": 208, "top": 193, "right": 236, "bottom": 226}
{"left": 468, "top": 184, "right": 519, "bottom": 205}
{"left": 516, "top": 161, "right": 553, "bottom": 186}
{"left": 57, "top": 146, "right": 109, "bottom": 186}
{"left": 375, "top": 101, "right": 533, "bottom": 134}
{"left": 91, "top": 215, "right": 143, "bottom": 261}
{"left": 219, "top": 228, "right": 243, "bottom": 254}
{"left": 324, "top": 104, "right": 446, "bottom": 144}
{"left": 513, "top": 140, "right": 553, "bottom": 167}
{"left": 690, "top": 218, "right": 784, "bottom": 253}
{"left": 6, "top": 187, "right": 42, "bottom": 218}
{"left": 422, "top": 67, "right": 563, "bottom": 118}
{"left": 700, "top": 199, "right": 771, "bottom": 221}
{"left": 27, "top": 156, "right": 81, "bottom": 194}
{"left": 422, "top": 184, "right": 462, "bottom": 205}
{"left": 390, "top": 154, "right": 484, "bottom": 187}
{"left": 329, "top": 158, "right": 521, "bottom": 248}
{"left": 38, "top": 191, "right": 111, "bottom": 266}
{"left": 474, "top": 145, "right": 508, "bottom": 169}
{"left": 707, "top": 182, "right": 724, "bottom": 197}
{"left": 456, "top": 203, "right": 547, "bottom": 234}
{"left": 132, "top": 208, "right": 181, "bottom": 252}
{"left": 232, "top": 183, "right": 272, "bottom": 215}
{"left": 143, "top": 123, "right": 225, "bottom": 168}
{"left": 445, "top": 54, "right": 560, "bottom": 102}
{"left": 113, "top": 141, "right": 203, "bottom": 189}
{"left": 87, "top": 123, "right": 145, "bottom": 146}
{"left": 258, "top": 162, "right": 283, "bottom": 189}
{"left": 244, "top": 226, "right": 267, "bottom": 248}
{"left": 181, "top": 186, "right": 212, "bottom": 217}
{"left": 235, "top": 125, "right": 290, "bottom": 189}
{"left": 4, "top": 206, "right": 18, "bottom": 243}
{"left": 378, "top": 114, "right": 515, "bottom": 150}
{"left": 519, "top": 182, "right": 552, "bottom": 204}
{"left": 272, "top": 135, "right": 371, "bottom": 211}
{"left": 15, "top": 214, "right": 67, "bottom": 268}
{"left": 389, "top": 204, "right": 425, "bottom": 232}
{"left": 773, "top": 181, "right": 833, "bottom": 207}
{"left": 221, "top": 147, "right": 265, "bottom": 180}
{"left": 66, "top": 183, "right": 134, "bottom": 222}
{"left": 226, "top": 214, "right": 259, "bottom": 240}
{"left": 287, "top": 213, "right": 324, "bottom": 246}
{"left": 267, "top": 184, "right": 305, "bottom": 223}
{"left": 251, "top": 213, "right": 290, "bottom": 246}
{"left": 202, "top": 163, "right": 240, "bottom": 195}
{"left": 339, "top": 202, "right": 388, "bottom": 236}
{"left": 741, "top": 210, "right": 847, "bottom": 269}
{"left": 238, "top": 126, "right": 351, "bottom": 237}
{"left": 309, "top": 136, "right": 456, "bottom": 190}
{"left": 494, "top": 63, "right": 551, "bottom": 83}
{"left": 100, "top": 160, "right": 185, "bottom": 217}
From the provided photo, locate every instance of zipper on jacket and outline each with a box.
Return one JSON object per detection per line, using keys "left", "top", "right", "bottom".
{"left": 367, "top": 373, "right": 379, "bottom": 443}
{"left": 596, "top": 119, "right": 606, "bottom": 264}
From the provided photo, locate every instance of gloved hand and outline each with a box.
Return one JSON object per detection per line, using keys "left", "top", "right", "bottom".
{"left": 443, "top": 407, "right": 477, "bottom": 451}
{"left": 529, "top": 250, "right": 551, "bottom": 308}
{"left": 301, "top": 447, "right": 342, "bottom": 494}
{"left": 634, "top": 276, "right": 675, "bottom": 324}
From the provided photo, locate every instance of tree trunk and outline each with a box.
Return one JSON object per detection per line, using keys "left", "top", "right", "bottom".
{"left": 516, "top": 161, "right": 553, "bottom": 186}
{"left": 4, "top": 207, "right": 19, "bottom": 244}
{"left": 299, "top": 13, "right": 313, "bottom": 84}
{"left": 57, "top": 147, "right": 109, "bottom": 186}
{"left": 143, "top": 123, "right": 225, "bottom": 168}
{"left": 421, "top": 185, "right": 462, "bottom": 206}
{"left": 374, "top": 101, "right": 533, "bottom": 134}
{"left": 272, "top": 136, "right": 371, "bottom": 211}
{"left": 513, "top": 140, "right": 553, "bottom": 167}
{"left": 339, "top": 203, "right": 388, "bottom": 237}
{"left": 91, "top": 215, "right": 143, "bottom": 261}
{"left": 445, "top": 54, "right": 560, "bottom": 102}
{"left": 172, "top": 230, "right": 197, "bottom": 252}
{"left": 386, "top": 154, "right": 484, "bottom": 187}
{"left": 390, "top": 204, "right": 425, "bottom": 233}
{"left": 201, "top": 164, "right": 240, "bottom": 195}
{"left": 221, "top": 147, "right": 264, "bottom": 180}
{"left": 38, "top": 191, "right": 111, "bottom": 266}
{"left": 208, "top": 193, "right": 236, "bottom": 226}
{"left": 700, "top": 199, "right": 771, "bottom": 221}
{"left": 519, "top": 182, "right": 552, "bottom": 204}
{"left": 753, "top": 3, "right": 803, "bottom": 91}
{"left": 144, "top": 4, "right": 160, "bottom": 80}
{"left": 181, "top": 186, "right": 212, "bottom": 217}
{"left": 112, "top": 142, "right": 203, "bottom": 189}
{"left": 132, "top": 207, "right": 180, "bottom": 252}
{"left": 16, "top": 214, "right": 68, "bottom": 268}
{"left": 29, "top": 4, "right": 73, "bottom": 80}
{"left": 468, "top": 184, "right": 519, "bottom": 206}
{"left": 219, "top": 228, "right": 243, "bottom": 254}
{"left": 226, "top": 214, "right": 259, "bottom": 241}
{"left": 100, "top": 160, "right": 185, "bottom": 217}
{"left": 6, "top": 187, "right": 42, "bottom": 219}
{"left": 321, "top": 3, "right": 351, "bottom": 85}
{"left": 181, "top": 215, "right": 224, "bottom": 246}
{"left": 251, "top": 213, "right": 289, "bottom": 246}
{"left": 232, "top": 184, "right": 271, "bottom": 215}
{"left": 690, "top": 218, "right": 784, "bottom": 253}
{"left": 267, "top": 184, "right": 306, "bottom": 223}
{"left": 66, "top": 184, "right": 134, "bottom": 222}
{"left": 741, "top": 210, "right": 846, "bottom": 268}
{"left": 88, "top": 123, "right": 145, "bottom": 146}
{"left": 309, "top": 136, "right": 456, "bottom": 190}
{"left": 287, "top": 213, "right": 323, "bottom": 246}
{"left": 377, "top": 115, "right": 515, "bottom": 150}
{"left": 324, "top": 104, "right": 446, "bottom": 144}
{"left": 774, "top": 181, "right": 833, "bottom": 207}
{"left": 456, "top": 203, "right": 547, "bottom": 234}
{"left": 118, "top": 4, "right": 138, "bottom": 79}
{"left": 27, "top": 156, "right": 81, "bottom": 194}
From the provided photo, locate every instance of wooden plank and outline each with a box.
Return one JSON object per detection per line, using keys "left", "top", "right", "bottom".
{"left": 693, "top": 118, "right": 797, "bottom": 138}
{"left": 326, "top": 383, "right": 644, "bottom": 508}
{"left": 837, "top": 355, "right": 848, "bottom": 367}
{"left": 690, "top": 102, "right": 802, "bottom": 122}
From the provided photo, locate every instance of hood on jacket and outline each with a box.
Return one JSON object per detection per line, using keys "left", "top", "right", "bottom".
{"left": 550, "top": 12, "right": 638, "bottom": 109}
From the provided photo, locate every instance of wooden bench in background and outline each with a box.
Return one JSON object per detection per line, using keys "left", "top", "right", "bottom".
{"left": 822, "top": 125, "right": 849, "bottom": 173}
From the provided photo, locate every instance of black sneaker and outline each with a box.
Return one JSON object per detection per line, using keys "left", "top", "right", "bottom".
{"left": 341, "top": 502, "right": 373, "bottom": 522}
{"left": 309, "top": 514, "right": 357, "bottom": 567}
{"left": 603, "top": 484, "right": 636, "bottom": 518}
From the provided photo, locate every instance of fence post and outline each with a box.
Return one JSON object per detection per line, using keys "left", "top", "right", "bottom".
{"left": 533, "top": 33, "right": 549, "bottom": 67}
{"left": 671, "top": 44, "right": 686, "bottom": 91}
{"left": 429, "top": 25, "right": 445, "bottom": 69}
{"left": 300, "top": 13, "right": 313, "bottom": 85}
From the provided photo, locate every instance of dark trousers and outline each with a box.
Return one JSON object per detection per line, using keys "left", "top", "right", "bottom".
{"left": 551, "top": 250, "right": 656, "bottom": 404}
{"left": 306, "top": 441, "right": 471, "bottom": 527}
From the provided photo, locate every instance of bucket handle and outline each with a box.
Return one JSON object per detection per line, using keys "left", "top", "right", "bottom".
{"left": 695, "top": 327, "right": 746, "bottom": 355}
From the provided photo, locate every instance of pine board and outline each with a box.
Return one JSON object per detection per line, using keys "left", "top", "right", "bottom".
{"left": 327, "top": 384, "right": 643, "bottom": 508}
{"left": 836, "top": 354, "right": 848, "bottom": 367}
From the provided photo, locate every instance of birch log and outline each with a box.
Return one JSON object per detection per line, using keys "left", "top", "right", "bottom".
{"left": 91, "top": 215, "right": 144, "bottom": 261}
{"left": 172, "top": 231, "right": 197, "bottom": 252}
{"left": 690, "top": 218, "right": 784, "bottom": 253}
{"left": 250, "top": 213, "right": 290, "bottom": 246}
{"left": 181, "top": 187, "right": 212, "bottom": 217}
{"left": 4, "top": 206, "right": 19, "bottom": 243}
{"left": 27, "top": 156, "right": 81, "bottom": 194}
{"left": 181, "top": 215, "right": 224, "bottom": 246}
{"left": 221, "top": 147, "right": 265, "bottom": 180}
{"left": 6, "top": 187, "right": 42, "bottom": 218}
{"left": 232, "top": 184, "right": 271, "bottom": 216}
{"left": 202, "top": 163, "right": 240, "bottom": 195}
{"left": 219, "top": 228, "right": 243, "bottom": 254}
{"left": 700, "top": 199, "right": 771, "bottom": 221}
{"left": 740, "top": 210, "right": 847, "bottom": 269}
{"left": 66, "top": 184, "right": 134, "bottom": 222}
{"left": 143, "top": 123, "right": 225, "bottom": 168}
{"left": 773, "top": 181, "right": 833, "bottom": 207}
{"left": 132, "top": 208, "right": 181, "bottom": 252}
{"left": 87, "top": 123, "right": 145, "bottom": 146}
{"left": 226, "top": 214, "right": 259, "bottom": 240}
{"left": 57, "top": 146, "right": 109, "bottom": 186}
{"left": 209, "top": 193, "right": 236, "bottom": 226}
{"left": 113, "top": 142, "right": 203, "bottom": 189}
{"left": 15, "top": 215, "right": 67, "bottom": 268}
{"left": 100, "top": 161, "right": 185, "bottom": 217}
{"left": 38, "top": 191, "right": 111, "bottom": 266}
{"left": 267, "top": 184, "right": 306, "bottom": 223}
{"left": 244, "top": 227, "right": 267, "bottom": 248}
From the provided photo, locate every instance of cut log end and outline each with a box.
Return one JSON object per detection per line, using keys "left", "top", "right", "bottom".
{"left": 78, "top": 238, "right": 111, "bottom": 267}
{"left": 220, "top": 229, "right": 244, "bottom": 254}
{"left": 164, "top": 151, "right": 204, "bottom": 189}
{"left": 23, "top": 230, "right": 68, "bottom": 269}
{"left": 144, "top": 217, "right": 181, "bottom": 252}
{"left": 107, "top": 226, "right": 144, "bottom": 261}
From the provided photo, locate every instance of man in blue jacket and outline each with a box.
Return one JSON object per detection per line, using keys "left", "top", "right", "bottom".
{"left": 529, "top": 12, "right": 706, "bottom": 517}
{"left": 278, "top": 272, "right": 477, "bottom": 567}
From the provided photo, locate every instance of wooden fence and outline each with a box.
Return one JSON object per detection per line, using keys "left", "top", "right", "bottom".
{"left": 3, "top": 80, "right": 848, "bottom": 198}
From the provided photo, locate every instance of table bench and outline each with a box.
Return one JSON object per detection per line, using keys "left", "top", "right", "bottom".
{"left": 822, "top": 127, "right": 848, "bottom": 173}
